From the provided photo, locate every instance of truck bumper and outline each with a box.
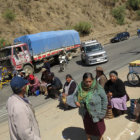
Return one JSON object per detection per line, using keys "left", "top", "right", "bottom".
{"left": 85, "top": 57, "right": 108, "bottom": 65}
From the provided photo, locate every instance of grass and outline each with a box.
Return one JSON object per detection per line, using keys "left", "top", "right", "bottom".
{"left": 112, "top": 6, "right": 126, "bottom": 25}
{"left": 2, "top": 9, "right": 16, "bottom": 23}
{"left": 73, "top": 21, "right": 92, "bottom": 36}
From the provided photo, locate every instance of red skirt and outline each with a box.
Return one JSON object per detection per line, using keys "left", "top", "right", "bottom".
{"left": 83, "top": 112, "right": 106, "bottom": 136}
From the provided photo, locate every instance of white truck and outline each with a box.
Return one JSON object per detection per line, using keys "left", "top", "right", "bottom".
{"left": 81, "top": 40, "right": 108, "bottom": 65}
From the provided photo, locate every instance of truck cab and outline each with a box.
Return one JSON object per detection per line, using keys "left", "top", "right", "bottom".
{"left": 81, "top": 40, "right": 108, "bottom": 65}
{"left": 0, "top": 46, "right": 13, "bottom": 73}
{"left": 0, "top": 43, "right": 33, "bottom": 74}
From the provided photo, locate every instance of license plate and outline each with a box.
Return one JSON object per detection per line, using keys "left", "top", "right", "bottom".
{"left": 97, "top": 58, "right": 102, "bottom": 61}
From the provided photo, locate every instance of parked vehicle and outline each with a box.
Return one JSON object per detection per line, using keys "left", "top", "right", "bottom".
{"left": 110, "top": 32, "right": 130, "bottom": 43}
{"left": 137, "top": 29, "right": 140, "bottom": 37}
{"left": 0, "top": 30, "right": 81, "bottom": 74}
{"left": 81, "top": 40, "right": 108, "bottom": 65}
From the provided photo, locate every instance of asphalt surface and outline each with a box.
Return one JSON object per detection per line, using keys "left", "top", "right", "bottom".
{"left": 0, "top": 36, "right": 140, "bottom": 123}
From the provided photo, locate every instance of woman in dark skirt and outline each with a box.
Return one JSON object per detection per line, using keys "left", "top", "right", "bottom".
{"left": 74, "top": 73, "right": 108, "bottom": 140}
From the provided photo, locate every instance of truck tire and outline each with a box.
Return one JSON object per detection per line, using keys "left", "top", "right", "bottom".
{"left": 23, "top": 65, "right": 34, "bottom": 74}
{"left": 54, "top": 56, "right": 59, "bottom": 64}
{"left": 81, "top": 58, "right": 85, "bottom": 63}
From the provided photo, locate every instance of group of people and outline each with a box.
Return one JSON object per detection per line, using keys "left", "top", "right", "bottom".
{"left": 6, "top": 64, "right": 129, "bottom": 140}
{"left": 73, "top": 67, "right": 129, "bottom": 140}
{"left": 14, "top": 59, "right": 63, "bottom": 99}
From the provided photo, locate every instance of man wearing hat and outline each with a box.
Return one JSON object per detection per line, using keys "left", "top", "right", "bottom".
{"left": 6, "top": 76, "right": 41, "bottom": 140}
{"left": 47, "top": 72, "right": 63, "bottom": 99}
{"left": 95, "top": 66, "right": 107, "bottom": 88}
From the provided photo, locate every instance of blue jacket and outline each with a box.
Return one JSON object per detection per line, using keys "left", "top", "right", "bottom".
{"left": 74, "top": 83, "right": 108, "bottom": 123}
{"left": 42, "top": 62, "right": 50, "bottom": 72}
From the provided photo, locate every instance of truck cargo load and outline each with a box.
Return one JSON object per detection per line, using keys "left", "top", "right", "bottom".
{"left": 14, "top": 30, "right": 80, "bottom": 56}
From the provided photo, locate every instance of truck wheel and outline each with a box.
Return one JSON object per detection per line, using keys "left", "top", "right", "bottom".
{"left": 23, "top": 65, "right": 34, "bottom": 74}
{"left": 54, "top": 56, "right": 59, "bottom": 64}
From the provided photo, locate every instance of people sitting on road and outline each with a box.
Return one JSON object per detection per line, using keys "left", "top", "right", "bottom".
{"left": 41, "top": 68, "right": 50, "bottom": 82}
{"left": 95, "top": 66, "right": 107, "bottom": 88}
{"left": 28, "top": 74, "right": 40, "bottom": 96}
{"left": 104, "top": 70, "right": 128, "bottom": 117}
{"left": 133, "top": 98, "right": 140, "bottom": 122}
{"left": 40, "top": 74, "right": 48, "bottom": 96}
{"left": 40, "top": 69, "right": 51, "bottom": 96}
{"left": 60, "top": 74, "right": 77, "bottom": 109}
{"left": 47, "top": 72, "right": 63, "bottom": 99}
{"left": 42, "top": 58, "right": 51, "bottom": 72}
{"left": 18, "top": 71, "right": 26, "bottom": 79}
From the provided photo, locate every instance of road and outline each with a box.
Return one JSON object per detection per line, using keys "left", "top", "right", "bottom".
{"left": 0, "top": 36, "right": 140, "bottom": 123}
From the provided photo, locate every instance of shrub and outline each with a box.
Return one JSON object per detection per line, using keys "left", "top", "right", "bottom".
{"left": 0, "top": 38, "right": 10, "bottom": 48}
{"left": 127, "top": 0, "right": 140, "bottom": 10}
{"left": 112, "top": 6, "right": 125, "bottom": 25}
{"left": 3, "top": 9, "right": 16, "bottom": 22}
{"left": 73, "top": 21, "right": 92, "bottom": 36}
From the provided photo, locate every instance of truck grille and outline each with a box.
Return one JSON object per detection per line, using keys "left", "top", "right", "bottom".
{"left": 92, "top": 54, "right": 102, "bottom": 58}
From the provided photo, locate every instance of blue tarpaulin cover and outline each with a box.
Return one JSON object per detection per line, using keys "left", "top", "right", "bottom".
{"left": 14, "top": 30, "right": 80, "bottom": 56}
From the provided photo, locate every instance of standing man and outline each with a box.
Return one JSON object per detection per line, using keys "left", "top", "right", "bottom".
{"left": 6, "top": 76, "right": 41, "bottom": 140}
{"left": 42, "top": 58, "right": 50, "bottom": 72}
{"left": 95, "top": 66, "right": 107, "bottom": 88}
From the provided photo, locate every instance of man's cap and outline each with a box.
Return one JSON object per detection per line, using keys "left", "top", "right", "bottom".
{"left": 96, "top": 66, "right": 103, "bottom": 72}
{"left": 10, "top": 76, "right": 29, "bottom": 92}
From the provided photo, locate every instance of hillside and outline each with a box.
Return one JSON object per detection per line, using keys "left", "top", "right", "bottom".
{"left": 0, "top": 0, "right": 140, "bottom": 44}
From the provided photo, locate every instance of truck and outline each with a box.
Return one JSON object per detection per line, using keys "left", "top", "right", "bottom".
{"left": 0, "top": 30, "right": 81, "bottom": 74}
{"left": 81, "top": 39, "right": 108, "bottom": 65}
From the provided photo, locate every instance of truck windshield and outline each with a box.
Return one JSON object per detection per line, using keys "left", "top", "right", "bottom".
{"left": 0, "top": 48, "right": 11, "bottom": 59}
{"left": 85, "top": 44, "right": 103, "bottom": 53}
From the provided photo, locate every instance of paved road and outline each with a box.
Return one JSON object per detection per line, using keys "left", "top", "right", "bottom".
{"left": 0, "top": 36, "right": 140, "bottom": 123}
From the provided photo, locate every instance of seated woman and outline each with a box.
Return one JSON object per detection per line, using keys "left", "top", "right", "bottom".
{"left": 40, "top": 76, "right": 48, "bottom": 96}
{"left": 60, "top": 74, "right": 77, "bottom": 109}
{"left": 39, "top": 69, "right": 50, "bottom": 96}
{"left": 104, "top": 70, "right": 128, "bottom": 117}
{"left": 28, "top": 74, "right": 40, "bottom": 96}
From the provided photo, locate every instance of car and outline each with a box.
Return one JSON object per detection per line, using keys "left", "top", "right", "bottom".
{"left": 110, "top": 32, "right": 130, "bottom": 43}
{"left": 81, "top": 40, "right": 108, "bottom": 65}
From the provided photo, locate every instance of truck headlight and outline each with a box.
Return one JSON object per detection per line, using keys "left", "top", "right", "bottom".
{"left": 88, "top": 56, "right": 93, "bottom": 59}
{"left": 102, "top": 53, "right": 107, "bottom": 57}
